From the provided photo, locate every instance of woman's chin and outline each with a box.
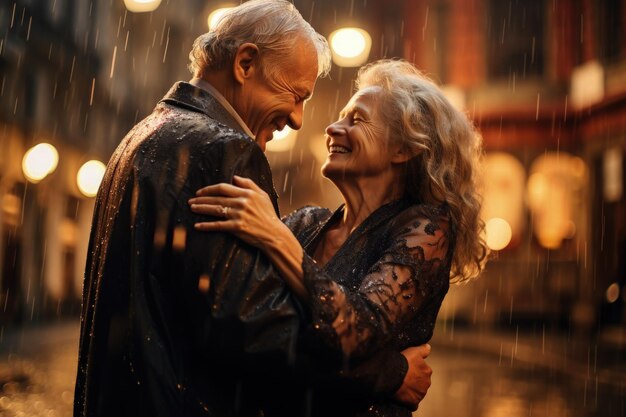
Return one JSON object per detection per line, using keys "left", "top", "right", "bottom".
{"left": 321, "top": 163, "right": 350, "bottom": 181}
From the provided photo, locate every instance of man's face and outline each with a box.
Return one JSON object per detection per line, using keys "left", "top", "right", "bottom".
{"left": 235, "top": 41, "right": 319, "bottom": 151}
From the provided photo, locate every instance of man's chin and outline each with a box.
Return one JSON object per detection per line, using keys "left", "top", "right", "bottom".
{"left": 256, "top": 134, "right": 273, "bottom": 153}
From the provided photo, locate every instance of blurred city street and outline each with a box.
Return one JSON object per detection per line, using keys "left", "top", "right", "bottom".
{"left": 421, "top": 327, "right": 626, "bottom": 417}
{"left": 0, "top": 321, "right": 623, "bottom": 417}
{"left": 1, "top": 0, "right": 626, "bottom": 416}
{"left": 0, "top": 321, "right": 78, "bottom": 416}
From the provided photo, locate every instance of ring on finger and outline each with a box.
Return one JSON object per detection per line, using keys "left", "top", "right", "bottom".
{"left": 220, "top": 206, "right": 230, "bottom": 217}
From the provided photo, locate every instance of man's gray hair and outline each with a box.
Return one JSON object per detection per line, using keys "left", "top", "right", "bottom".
{"left": 189, "top": 0, "right": 331, "bottom": 80}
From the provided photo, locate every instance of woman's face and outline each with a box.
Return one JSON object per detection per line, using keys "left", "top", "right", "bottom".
{"left": 322, "top": 86, "right": 401, "bottom": 181}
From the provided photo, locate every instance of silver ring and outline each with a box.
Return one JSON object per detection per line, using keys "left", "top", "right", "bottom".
{"left": 220, "top": 206, "right": 230, "bottom": 217}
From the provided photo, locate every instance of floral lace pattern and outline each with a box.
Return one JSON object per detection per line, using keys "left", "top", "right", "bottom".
{"left": 287, "top": 201, "right": 453, "bottom": 358}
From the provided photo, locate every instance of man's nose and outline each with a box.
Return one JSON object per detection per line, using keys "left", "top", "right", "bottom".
{"left": 288, "top": 103, "right": 304, "bottom": 130}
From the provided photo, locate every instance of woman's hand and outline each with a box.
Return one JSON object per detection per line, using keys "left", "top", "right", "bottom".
{"left": 189, "top": 175, "right": 280, "bottom": 251}
{"left": 189, "top": 176, "right": 307, "bottom": 299}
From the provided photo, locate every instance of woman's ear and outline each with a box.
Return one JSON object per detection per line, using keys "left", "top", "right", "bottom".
{"left": 233, "top": 43, "right": 260, "bottom": 85}
{"left": 390, "top": 145, "right": 414, "bottom": 164}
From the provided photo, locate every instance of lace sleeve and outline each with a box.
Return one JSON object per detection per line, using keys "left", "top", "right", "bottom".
{"left": 282, "top": 206, "right": 333, "bottom": 247}
{"left": 303, "top": 209, "right": 451, "bottom": 358}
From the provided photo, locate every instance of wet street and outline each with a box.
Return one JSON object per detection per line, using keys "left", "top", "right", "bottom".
{"left": 0, "top": 322, "right": 78, "bottom": 416}
{"left": 420, "top": 339, "right": 625, "bottom": 417}
{"left": 0, "top": 321, "right": 623, "bottom": 417}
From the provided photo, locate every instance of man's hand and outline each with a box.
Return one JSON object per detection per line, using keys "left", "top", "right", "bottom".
{"left": 393, "top": 344, "right": 432, "bottom": 411}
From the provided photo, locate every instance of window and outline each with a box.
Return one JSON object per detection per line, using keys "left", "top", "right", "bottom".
{"left": 487, "top": 0, "right": 545, "bottom": 79}
{"left": 596, "top": 0, "right": 623, "bottom": 63}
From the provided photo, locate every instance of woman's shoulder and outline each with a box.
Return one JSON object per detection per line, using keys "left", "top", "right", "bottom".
{"left": 282, "top": 205, "right": 332, "bottom": 234}
{"left": 391, "top": 202, "right": 451, "bottom": 236}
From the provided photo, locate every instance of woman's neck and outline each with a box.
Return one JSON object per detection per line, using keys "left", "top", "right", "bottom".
{"left": 311, "top": 171, "right": 404, "bottom": 266}
{"left": 312, "top": 172, "right": 404, "bottom": 266}
{"left": 334, "top": 172, "right": 405, "bottom": 233}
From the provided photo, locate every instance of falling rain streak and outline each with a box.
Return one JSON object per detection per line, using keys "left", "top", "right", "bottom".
{"left": 0, "top": 0, "right": 624, "bottom": 416}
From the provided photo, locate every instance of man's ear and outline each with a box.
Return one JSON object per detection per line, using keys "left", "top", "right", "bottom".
{"left": 233, "top": 43, "right": 260, "bottom": 85}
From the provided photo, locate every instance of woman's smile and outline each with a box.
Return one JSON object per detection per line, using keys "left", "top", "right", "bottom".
{"left": 328, "top": 144, "right": 352, "bottom": 154}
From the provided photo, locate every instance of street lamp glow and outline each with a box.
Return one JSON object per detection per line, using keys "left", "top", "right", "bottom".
{"left": 329, "top": 27, "right": 372, "bottom": 67}
{"left": 273, "top": 126, "right": 293, "bottom": 141}
{"left": 485, "top": 217, "right": 512, "bottom": 251}
{"left": 123, "top": 0, "right": 161, "bottom": 13}
{"left": 267, "top": 127, "right": 297, "bottom": 153}
{"left": 77, "top": 160, "right": 106, "bottom": 197}
{"left": 22, "top": 143, "right": 59, "bottom": 183}
{"left": 208, "top": 7, "right": 233, "bottom": 30}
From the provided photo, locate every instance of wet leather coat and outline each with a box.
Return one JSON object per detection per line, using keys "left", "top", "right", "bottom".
{"left": 73, "top": 82, "right": 407, "bottom": 417}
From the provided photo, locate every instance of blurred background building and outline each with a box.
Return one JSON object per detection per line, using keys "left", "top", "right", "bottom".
{"left": 0, "top": 0, "right": 624, "bottom": 347}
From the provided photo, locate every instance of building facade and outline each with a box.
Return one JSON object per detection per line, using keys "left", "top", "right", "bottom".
{"left": 0, "top": 0, "right": 624, "bottom": 337}
{"left": 0, "top": 0, "right": 204, "bottom": 325}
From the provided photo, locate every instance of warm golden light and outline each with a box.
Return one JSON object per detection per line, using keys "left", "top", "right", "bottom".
{"left": 123, "top": 0, "right": 161, "bottom": 13}
{"left": 329, "top": 27, "right": 372, "bottom": 67}
{"left": 331, "top": 28, "right": 366, "bottom": 58}
{"left": 606, "top": 283, "right": 620, "bottom": 303}
{"left": 266, "top": 127, "right": 298, "bottom": 153}
{"left": 22, "top": 143, "right": 59, "bottom": 183}
{"left": 273, "top": 126, "right": 292, "bottom": 141}
{"left": 77, "top": 160, "right": 106, "bottom": 197}
{"left": 481, "top": 153, "right": 526, "bottom": 250}
{"left": 527, "top": 173, "right": 549, "bottom": 206}
{"left": 527, "top": 152, "right": 587, "bottom": 249}
{"left": 208, "top": 7, "right": 233, "bottom": 30}
{"left": 485, "top": 217, "right": 512, "bottom": 251}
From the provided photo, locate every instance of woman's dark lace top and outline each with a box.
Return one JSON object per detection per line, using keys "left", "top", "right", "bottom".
{"left": 284, "top": 199, "right": 453, "bottom": 417}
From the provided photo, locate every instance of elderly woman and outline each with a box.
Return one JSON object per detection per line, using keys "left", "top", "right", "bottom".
{"left": 189, "top": 59, "right": 488, "bottom": 416}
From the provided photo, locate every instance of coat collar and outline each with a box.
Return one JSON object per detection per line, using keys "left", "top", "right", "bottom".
{"left": 159, "top": 81, "right": 246, "bottom": 135}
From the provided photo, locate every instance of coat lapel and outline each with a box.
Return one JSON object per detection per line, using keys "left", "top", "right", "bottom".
{"left": 159, "top": 82, "right": 244, "bottom": 133}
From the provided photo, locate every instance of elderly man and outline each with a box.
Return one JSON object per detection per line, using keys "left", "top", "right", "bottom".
{"left": 74, "top": 1, "right": 431, "bottom": 416}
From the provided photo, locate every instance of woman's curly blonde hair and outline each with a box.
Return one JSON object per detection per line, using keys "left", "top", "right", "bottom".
{"left": 356, "top": 59, "right": 489, "bottom": 282}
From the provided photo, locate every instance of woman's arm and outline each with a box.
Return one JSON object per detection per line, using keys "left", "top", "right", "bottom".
{"left": 189, "top": 175, "right": 309, "bottom": 299}
{"left": 190, "top": 179, "right": 450, "bottom": 358}
{"left": 189, "top": 176, "right": 438, "bottom": 409}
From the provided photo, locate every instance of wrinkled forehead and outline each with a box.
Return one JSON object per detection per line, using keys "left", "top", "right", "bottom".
{"left": 343, "top": 85, "right": 384, "bottom": 113}
{"left": 282, "top": 39, "right": 319, "bottom": 89}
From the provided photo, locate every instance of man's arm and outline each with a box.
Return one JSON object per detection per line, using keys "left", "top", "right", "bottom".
{"left": 393, "top": 345, "right": 432, "bottom": 410}
{"left": 178, "top": 135, "right": 429, "bottom": 405}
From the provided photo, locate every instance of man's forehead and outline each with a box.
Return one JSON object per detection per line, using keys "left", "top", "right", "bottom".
{"left": 288, "top": 71, "right": 316, "bottom": 99}
{"left": 290, "top": 41, "right": 319, "bottom": 80}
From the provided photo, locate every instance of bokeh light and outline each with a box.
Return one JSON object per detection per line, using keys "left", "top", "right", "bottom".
{"left": 208, "top": 7, "right": 234, "bottom": 30}
{"left": 77, "top": 160, "right": 106, "bottom": 197}
{"left": 606, "top": 283, "right": 620, "bottom": 303}
{"left": 328, "top": 27, "right": 371, "bottom": 67}
{"left": 266, "top": 127, "right": 298, "bottom": 153}
{"left": 22, "top": 143, "right": 59, "bottom": 183}
{"left": 485, "top": 217, "right": 512, "bottom": 251}
{"left": 123, "top": 0, "right": 162, "bottom": 13}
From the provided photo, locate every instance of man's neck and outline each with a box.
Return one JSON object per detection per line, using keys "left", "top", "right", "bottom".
{"left": 201, "top": 72, "right": 232, "bottom": 99}
{"left": 190, "top": 74, "right": 255, "bottom": 139}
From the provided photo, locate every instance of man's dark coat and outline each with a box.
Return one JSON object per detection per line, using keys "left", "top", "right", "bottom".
{"left": 73, "top": 82, "right": 406, "bottom": 417}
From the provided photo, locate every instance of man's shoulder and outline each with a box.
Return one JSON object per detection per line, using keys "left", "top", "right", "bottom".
{"left": 154, "top": 102, "right": 257, "bottom": 151}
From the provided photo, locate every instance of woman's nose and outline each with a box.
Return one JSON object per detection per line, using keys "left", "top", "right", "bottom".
{"left": 325, "top": 121, "right": 345, "bottom": 136}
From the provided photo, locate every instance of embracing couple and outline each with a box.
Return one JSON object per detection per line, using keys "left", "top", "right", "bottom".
{"left": 73, "top": 1, "right": 488, "bottom": 416}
